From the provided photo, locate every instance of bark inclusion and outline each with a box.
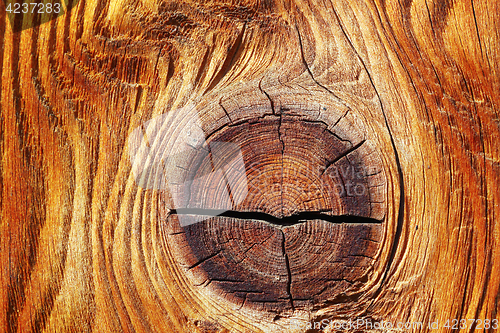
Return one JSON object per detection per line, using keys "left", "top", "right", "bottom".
{"left": 165, "top": 114, "right": 386, "bottom": 312}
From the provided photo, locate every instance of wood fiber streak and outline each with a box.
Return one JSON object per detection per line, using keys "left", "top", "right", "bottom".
{"left": 1, "top": 0, "right": 499, "bottom": 332}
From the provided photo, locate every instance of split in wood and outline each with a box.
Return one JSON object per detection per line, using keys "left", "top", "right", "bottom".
{"left": 170, "top": 208, "right": 383, "bottom": 227}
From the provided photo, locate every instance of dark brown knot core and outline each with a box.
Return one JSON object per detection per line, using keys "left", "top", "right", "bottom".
{"left": 162, "top": 114, "right": 386, "bottom": 312}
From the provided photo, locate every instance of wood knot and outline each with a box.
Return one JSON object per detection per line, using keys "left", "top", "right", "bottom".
{"left": 131, "top": 103, "right": 387, "bottom": 313}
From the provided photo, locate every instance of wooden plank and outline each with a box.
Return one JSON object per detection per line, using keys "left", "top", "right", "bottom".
{"left": 1, "top": 0, "right": 499, "bottom": 332}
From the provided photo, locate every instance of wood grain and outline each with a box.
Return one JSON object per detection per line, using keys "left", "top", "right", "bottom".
{"left": 1, "top": 0, "right": 499, "bottom": 332}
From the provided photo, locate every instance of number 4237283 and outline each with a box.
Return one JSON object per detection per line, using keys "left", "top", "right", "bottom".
{"left": 5, "top": 2, "right": 61, "bottom": 14}
{"left": 442, "top": 319, "right": 498, "bottom": 330}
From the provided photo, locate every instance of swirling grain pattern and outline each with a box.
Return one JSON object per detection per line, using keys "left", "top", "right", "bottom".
{"left": 1, "top": 0, "right": 499, "bottom": 332}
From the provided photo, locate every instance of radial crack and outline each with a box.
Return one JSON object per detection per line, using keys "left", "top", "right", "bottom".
{"left": 280, "top": 230, "right": 294, "bottom": 310}
{"left": 219, "top": 97, "right": 232, "bottom": 122}
{"left": 188, "top": 250, "right": 221, "bottom": 270}
{"left": 322, "top": 139, "right": 366, "bottom": 175}
{"left": 259, "top": 79, "right": 275, "bottom": 114}
{"left": 278, "top": 113, "right": 284, "bottom": 217}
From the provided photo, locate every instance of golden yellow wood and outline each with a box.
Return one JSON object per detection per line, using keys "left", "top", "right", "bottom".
{"left": 1, "top": 0, "right": 499, "bottom": 332}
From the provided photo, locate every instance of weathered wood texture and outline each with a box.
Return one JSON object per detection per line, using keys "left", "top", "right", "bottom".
{"left": 1, "top": 0, "right": 499, "bottom": 332}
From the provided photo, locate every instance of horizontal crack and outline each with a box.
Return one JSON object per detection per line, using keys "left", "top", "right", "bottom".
{"left": 171, "top": 208, "right": 382, "bottom": 226}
